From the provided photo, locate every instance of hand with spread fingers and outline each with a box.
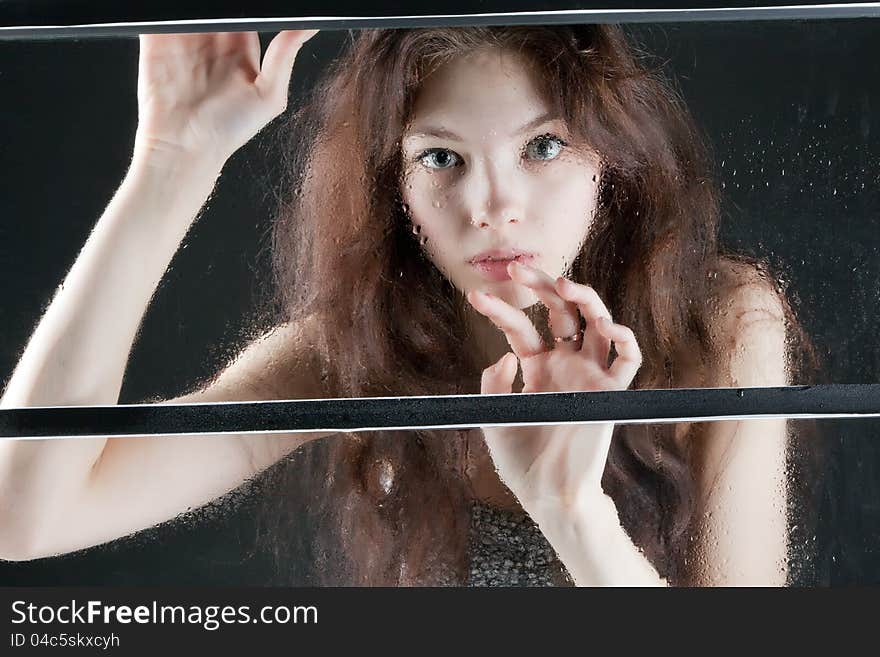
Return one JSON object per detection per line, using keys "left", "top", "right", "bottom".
{"left": 466, "top": 259, "right": 642, "bottom": 513}
{"left": 135, "top": 30, "right": 318, "bottom": 169}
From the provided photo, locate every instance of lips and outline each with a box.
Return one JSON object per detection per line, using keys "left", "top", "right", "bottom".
{"left": 468, "top": 249, "right": 536, "bottom": 282}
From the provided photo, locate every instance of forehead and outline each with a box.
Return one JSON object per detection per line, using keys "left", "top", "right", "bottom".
{"left": 407, "top": 48, "right": 551, "bottom": 135}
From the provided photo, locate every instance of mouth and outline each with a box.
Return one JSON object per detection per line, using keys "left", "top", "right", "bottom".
{"left": 468, "top": 250, "right": 536, "bottom": 282}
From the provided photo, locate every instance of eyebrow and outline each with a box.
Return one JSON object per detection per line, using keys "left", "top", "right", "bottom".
{"left": 405, "top": 111, "right": 562, "bottom": 141}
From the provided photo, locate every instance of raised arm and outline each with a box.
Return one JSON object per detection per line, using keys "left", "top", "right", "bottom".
{"left": 0, "top": 31, "right": 328, "bottom": 562}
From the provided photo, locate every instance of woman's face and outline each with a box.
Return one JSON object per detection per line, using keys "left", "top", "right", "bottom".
{"left": 400, "top": 47, "right": 602, "bottom": 310}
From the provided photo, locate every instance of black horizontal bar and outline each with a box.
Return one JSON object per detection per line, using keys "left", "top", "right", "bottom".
{"left": 4, "top": 1, "right": 877, "bottom": 25}
{"left": 2, "top": 384, "right": 879, "bottom": 439}
{"left": 2, "top": 5, "right": 880, "bottom": 41}
{"left": 3, "top": 1, "right": 880, "bottom": 26}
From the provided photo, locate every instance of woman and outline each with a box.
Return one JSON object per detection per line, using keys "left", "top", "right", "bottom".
{"left": 0, "top": 25, "right": 818, "bottom": 586}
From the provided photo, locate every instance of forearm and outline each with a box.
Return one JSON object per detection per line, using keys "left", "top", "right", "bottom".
{"left": 0, "top": 151, "right": 222, "bottom": 558}
{"left": 2, "top": 151, "right": 221, "bottom": 408}
{"left": 526, "top": 493, "right": 668, "bottom": 587}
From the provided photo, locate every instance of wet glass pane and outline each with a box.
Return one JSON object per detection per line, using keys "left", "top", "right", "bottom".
{"left": 0, "top": 419, "right": 876, "bottom": 586}
{"left": 0, "top": 19, "right": 879, "bottom": 585}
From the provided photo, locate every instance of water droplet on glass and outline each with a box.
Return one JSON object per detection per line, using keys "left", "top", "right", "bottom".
{"left": 377, "top": 459, "right": 394, "bottom": 495}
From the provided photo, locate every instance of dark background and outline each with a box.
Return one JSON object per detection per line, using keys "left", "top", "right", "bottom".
{"left": 1, "top": 19, "right": 879, "bottom": 584}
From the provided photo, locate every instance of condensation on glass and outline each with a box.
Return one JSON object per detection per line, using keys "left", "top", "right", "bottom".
{"left": 0, "top": 19, "right": 878, "bottom": 586}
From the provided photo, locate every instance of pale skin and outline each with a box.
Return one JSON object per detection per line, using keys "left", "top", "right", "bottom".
{"left": 0, "top": 31, "right": 789, "bottom": 586}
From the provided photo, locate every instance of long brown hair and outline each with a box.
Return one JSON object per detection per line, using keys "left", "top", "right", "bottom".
{"left": 257, "top": 24, "right": 820, "bottom": 586}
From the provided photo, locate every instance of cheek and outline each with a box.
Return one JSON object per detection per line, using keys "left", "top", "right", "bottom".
{"left": 400, "top": 180, "right": 461, "bottom": 276}
{"left": 402, "top": 172, "right": 459, "bottom": 242}
{"left": 527, "top": 165, "right": 599, "bottom": 236}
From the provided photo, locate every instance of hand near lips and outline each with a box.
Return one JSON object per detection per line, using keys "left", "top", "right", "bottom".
{"left": 466, "top": 261, "right": 643, "bottom": 513}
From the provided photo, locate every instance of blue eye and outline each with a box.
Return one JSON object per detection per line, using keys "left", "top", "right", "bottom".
{"left": 524, "top": 134, "right": 566, "bottom": 161}
{"left": 418, "top": 148, "right": 462, "bottom": 170}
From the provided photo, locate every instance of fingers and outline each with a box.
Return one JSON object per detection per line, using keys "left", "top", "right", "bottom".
{"left": 216, "top": 32, "right": 261, "bottom": 70}
{"left": 481, "top": 352, "right": 519, "bottom": 395}
{"left": 595, "top": 317, "right": 642, "bottom": 388}
{"left": 257, "top": 29, "right": 319, "bottom": 111}
{"left": 507, "top": 261, "right": 582, "bottom": 351}
{"left": 466, "top": 290, "right": 545, "bottom": 359}
{"left": 554, "top": 277, "right": 612, "bottom": 362}
{"left": 467, "top": 267, "right": 641, "bottom": 388}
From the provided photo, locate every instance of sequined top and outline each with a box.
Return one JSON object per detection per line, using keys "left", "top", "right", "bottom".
{"left": 466, "top": 501, "right": 574, "bottom": 587}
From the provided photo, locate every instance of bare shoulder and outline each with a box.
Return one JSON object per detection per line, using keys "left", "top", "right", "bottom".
{"left": 706, "top": 256, "right": 790, "bottom": 387}
{"left": 164, "top": 314, "right": 334, "bottom": 469}
{"left": 176, "top": 314, "right": 329, "bottom": 404}
{"left": 713, "top": 257, "right": 787, "bottom": 328}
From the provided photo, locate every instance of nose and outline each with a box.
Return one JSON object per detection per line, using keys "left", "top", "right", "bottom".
{"left": 463, "top": 156, "right": 523, "bottom": 230}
